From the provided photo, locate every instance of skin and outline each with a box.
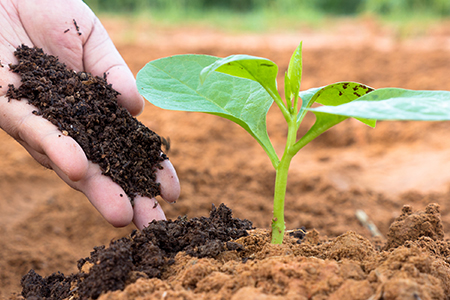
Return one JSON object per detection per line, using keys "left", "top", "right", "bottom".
{"left": 0, "top": 0, "right": 180, "bottom": 229}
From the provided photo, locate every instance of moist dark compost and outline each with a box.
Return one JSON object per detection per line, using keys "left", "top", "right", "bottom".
{"left": 20, "top": 204, "right": 253, "bottom": 299}
{"left": 6, "top": 45, "right": 166, "bottom": 201}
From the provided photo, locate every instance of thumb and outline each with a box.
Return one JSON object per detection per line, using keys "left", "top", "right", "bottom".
{"left": 18, "top": 0, "right": 145, "bottom": 116}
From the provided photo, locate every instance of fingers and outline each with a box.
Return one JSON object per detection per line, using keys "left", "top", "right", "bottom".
{"left": 156, "top": 159, "right": 181, "bottom": 203}
{"left": 3, "top": 0, "right": 173, "bottom": 230}
{"left": 16, "top": 0, "right": 88, "bottom": 70}
{"left": 47, "top": 152, "right": 178, "bottom": 229}
{"left": 133, "top": 196, "right": 166, "bottom": 230}
{"left": 79, "top": 166, "right": 135, "bottom": 227}
{"left": 78, "top": 4, "right": 144, "bottom": 116}
{"left": 82, "top": 19, "right": 145, "bottom": 116}
{"left": 51, "top": 161, "right": 135, "bottom": 227}
{"left": 0, "top": 96, "right": 88, "bottom": 181}
{"left": 96, "top": 64, "right": 145, "bottom": 116}
{"left": 17, "top": 0, "right": 145, "bottom": 116}
{"left": 74, "top": 158, "right": 180, "bottom": 230}
{"left": 74, "top": 158, "right": 179, "bottom": 229}
{"left": 18, "top": 116, "right": 88, "bottom": 182}
{"left": 131, "top": 159, "right": 180, "bottom": 229}
{"left": 0, "top": 96, "right": 133, "bottom": 227}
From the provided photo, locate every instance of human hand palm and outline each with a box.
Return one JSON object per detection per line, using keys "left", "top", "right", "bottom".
{"left": 0, "top": 0, "right": 180, "bottom": 229}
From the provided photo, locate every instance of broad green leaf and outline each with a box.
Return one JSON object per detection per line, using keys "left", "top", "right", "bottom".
{"left": 308, "top": 88, "right": 450, "bottom": 121}
{"left": 313, "top": 82, "right": 374, "bottom": 106}
{"left": 297, "top": 82, "right": 376, "bottom": 127}
{"left": 294, "top": 82, "right": 376, "bottom": 152}
{"left": 286, "top": 42, "right": 303, "bottom": 102}
{"left": 137, "top": 54, "right": 278, "bottom": 164}
{"left": 200, "top": 54, "right": 279, "bottom": 101}
{"left": 297, "top": 86, "right": 322, "bottom": 123}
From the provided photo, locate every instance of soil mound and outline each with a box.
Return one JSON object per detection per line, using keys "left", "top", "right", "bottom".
{"left": 384, "top": 203, "right": 444, "bottom": 250}
{"left": 20, "top": 204, "right": 252, "bottom": 299}
{"left": 17, "top": 204, "right": 450, "bottom": 300}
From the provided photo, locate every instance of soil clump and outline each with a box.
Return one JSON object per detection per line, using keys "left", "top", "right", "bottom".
{"left": 6, "top": 45, "right": 165, "bottom": 201}
{"left": 20, "top": 204, "right": 252, "bottom": 299}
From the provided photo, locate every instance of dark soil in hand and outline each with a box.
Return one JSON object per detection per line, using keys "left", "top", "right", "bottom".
{"left": 6, "top": 45, "right": 165, "bottom": 201}
{"left": 20, "top": 204, "right": 253, "bottom": 299}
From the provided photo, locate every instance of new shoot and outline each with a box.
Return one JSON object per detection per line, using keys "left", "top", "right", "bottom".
{"left": 137, "top": 43, "right": 450, "bottom": 244}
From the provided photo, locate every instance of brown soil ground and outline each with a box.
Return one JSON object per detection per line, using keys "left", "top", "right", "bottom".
{"left": 2, "top": 18, "right": 450, "bottom": 299}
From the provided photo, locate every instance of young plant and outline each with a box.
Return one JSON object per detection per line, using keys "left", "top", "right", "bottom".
{"left": 136, "top": 43, "right": 450, "bottom": 244}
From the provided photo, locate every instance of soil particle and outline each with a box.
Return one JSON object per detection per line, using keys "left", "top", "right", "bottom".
{"left": 288, "top": 227, "right": 307, "bottom": 244}
{"left": 384, "top": 203, "right": 444, "bottom": 250}
{"left": 20, "top": 270, "right": 76, "bottom": 300}
{"left": 6, "top": 45, "right": 166, "bottom": 201}
{"left": 73, "top": 19, "right": 82, "bottom": 35}
{"left": 328, "top": 279, "right": 374, "bottom": 300}
{"left": 322, "top": 231, "right": 376, "bottom": 262}
{"left": 20, "top": 204, "right": 252, "bottom": 299}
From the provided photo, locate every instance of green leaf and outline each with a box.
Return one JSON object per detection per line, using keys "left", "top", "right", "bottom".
{"left": 137, "top": 54, "right": 278, "bottom": 165}
{"left": 295, "top": 112, "right": 348, "bottom": 152}
{"left": 313, "top": 82, "right": 374, "bottom": 106}
{"left": 297, "top": 86, "right": 322, "bottom": 123}
{"left": 297, "top": 82, "right": 376, "bottom": 127}
{"left": 294, "top": 82, "right": 376, "bottom": 152}
{"left": 200, "top": 54, "right": 279, "bottom": 101}
{"left": 284, "top": 72, "right": 292, "bottom": 109}
{"left": 308, "top": 88, "right": 450, "bottom": 121}
{"left": 286, "top": 42, "right": 303, "bottom": 102}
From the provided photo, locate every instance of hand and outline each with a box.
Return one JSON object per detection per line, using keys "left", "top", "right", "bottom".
{"left": 0, "top": 0, "right": 180, "bottom": 229}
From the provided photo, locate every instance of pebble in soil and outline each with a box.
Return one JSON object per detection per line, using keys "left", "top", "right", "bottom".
{"left": 6, "top": 45, "right": 165, "bottom": 202}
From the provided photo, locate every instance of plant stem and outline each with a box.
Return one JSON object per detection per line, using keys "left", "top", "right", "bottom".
{"left": 271, "top": 152, "right": 293, "bottom": 244}
{"left": 271, "top": 117, "right": 297, "bottom": 244}
{"left": 265, "top": 86, "right": 291, "bottom": 122}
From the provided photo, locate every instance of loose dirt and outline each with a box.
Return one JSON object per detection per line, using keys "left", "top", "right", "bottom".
{"left": 6, "top": 45, "right": 165, "bottom": 202}
{"left": 2, "top": 19, "right": 450, "bottom": 299}
{"left": 20, "top": 204, "right": 252, "bottom": 299}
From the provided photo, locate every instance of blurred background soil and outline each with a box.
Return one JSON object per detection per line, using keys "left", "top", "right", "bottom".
{"left": 1, "top": 17, "right": 450, "bottom": 298}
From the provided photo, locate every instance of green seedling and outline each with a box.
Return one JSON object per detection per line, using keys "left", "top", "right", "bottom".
{"left": 137, "top": 43, "right": 450, "bottom": 244}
